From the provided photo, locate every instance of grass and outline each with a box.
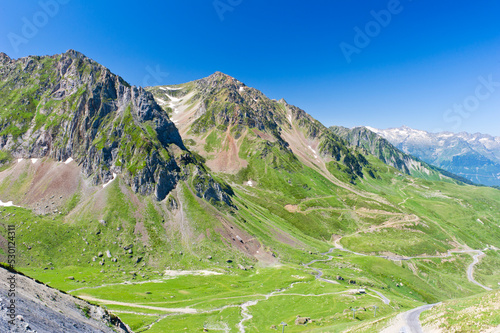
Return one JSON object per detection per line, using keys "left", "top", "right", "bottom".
{"left": 420, "top": 290, "right": 500, "bottom": 332}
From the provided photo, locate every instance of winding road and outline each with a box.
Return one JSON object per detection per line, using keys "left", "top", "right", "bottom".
{"left": 380, "top": 303, "right": 439, "bottom": 333}
{"left": 467, "top": 251, "right": 492, "bottom": 291}
{"left": 334, "top": 236, "right": 493, "bottom": 291}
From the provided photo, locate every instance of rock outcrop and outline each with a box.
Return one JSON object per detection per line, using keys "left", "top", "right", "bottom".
{"left": 0, "top": 265, "right": 131, "bottom": 333}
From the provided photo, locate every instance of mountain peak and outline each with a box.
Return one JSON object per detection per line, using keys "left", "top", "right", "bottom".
{"left": 64, "top": 49, "right": 89, "bottom": 60}
{"left": 0, "top": 52, "right": 11, "bottom": 64}
{"left": 207, "top": 71, "right": 238, "bottom": 81}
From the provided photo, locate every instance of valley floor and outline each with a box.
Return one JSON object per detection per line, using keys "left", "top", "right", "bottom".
{"left": 16, "top": 241, "right": 497, "bottom": 333}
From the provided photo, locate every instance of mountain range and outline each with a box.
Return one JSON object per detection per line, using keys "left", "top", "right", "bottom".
{"left": 0, "top": 50, "right": 498, "bottom": 332}
{"left": 366, "top": 126, "right": 500, "bottom": 187}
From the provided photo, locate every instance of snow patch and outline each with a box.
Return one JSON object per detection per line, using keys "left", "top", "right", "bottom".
{"left": 64, "top": 157, "right": 74, "bottom": 164}
{"left": 164, "top": 270, "right": 223, "bottom": 277}
{"left": 166, "top": 94, "right": 181, "bottom": 102}
{"left": 307, "top": 145, "right": 317, "bottom": 154}
{"left": 156, "top": 98, "right": 166, "bottom": 105}
{"left": 0, "top": 200, "right": 20, "bottom": 207}
{"left": 245, "top": 180, "right": 254, "bottom": 187}
{"left": 102, "top": 173, "right": 117, "bottom": 188}
{"left": 17, "top": 158, "right": 23, "bottom": 163}
{"left": 288, "top": 114, "right": 292, "bottom": 124}
{"left": 365, "top": 126, "right": 381, "bottom": 134}
{"left": 239, "top": 86, "right": 245, "bottom": 92}
{"left": 166, "top": 86, "right": 183, "bottom": 91}
{"left": 31, "top": 158, "right": 38, "bottom": 164}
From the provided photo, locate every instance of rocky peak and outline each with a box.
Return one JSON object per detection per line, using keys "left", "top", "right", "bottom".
{"left": 0, "top": 52, "right": 11, "bottom": 64}
{"left": 0, "top": 50, "right": 233, "bottom": 204}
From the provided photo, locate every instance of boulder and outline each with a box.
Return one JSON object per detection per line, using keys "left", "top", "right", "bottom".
{"left": 295, "top": 316, "right": 311, "bottom": 325}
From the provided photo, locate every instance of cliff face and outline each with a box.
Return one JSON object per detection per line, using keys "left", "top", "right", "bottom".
{"left": 0, "top": 50, "right": 231, "bottom": 203}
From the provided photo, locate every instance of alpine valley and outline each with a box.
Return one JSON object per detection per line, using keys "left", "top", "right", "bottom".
{"left": 0, "top": 50, "right": 498, "bottom": 332}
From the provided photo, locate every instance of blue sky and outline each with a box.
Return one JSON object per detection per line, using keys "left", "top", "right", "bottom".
{"left": 1, "top": 0, "right": 499, "bottom": 136}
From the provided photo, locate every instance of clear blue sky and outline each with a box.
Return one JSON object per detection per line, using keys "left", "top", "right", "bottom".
{"left": 1, "top": 0, "right": 499, "bottom": 136}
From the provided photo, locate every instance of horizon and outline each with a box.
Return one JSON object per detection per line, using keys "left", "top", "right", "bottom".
{"left": 1, "top": 1, "right": 499, "bottom": 136}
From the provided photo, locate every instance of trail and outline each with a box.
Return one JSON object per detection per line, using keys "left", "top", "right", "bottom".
{"left": 304, "top": 248, "right": 391, "bottom": 303}
{"left": 334, "top": 236, "right": 492, "bottom": 291}
{"left": 78, "top": 295, "right": 197, "bottom": 313}
{"left": 303, "top": 248, "right": 339, "bottom": 285}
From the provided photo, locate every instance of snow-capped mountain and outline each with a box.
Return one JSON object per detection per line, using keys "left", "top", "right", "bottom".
{"left": 365, "top": 126, "right": 500, "bottom": 187}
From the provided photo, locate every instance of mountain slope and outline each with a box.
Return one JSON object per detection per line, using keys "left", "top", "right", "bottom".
{"left": 148, "top": 73, "right": 500, "bottom": 256}
{"left": 367, "top": 126, "right": 500, "bottom": 187}
{"left": 0, "top": 50, "right": 230, "bottom": 203}
{"left": 0, "top": 264, "right": 131, "bottom": 333}
{"left": 148, "top": 72, "right": 372, "bottom": 185}
{"left": 330, "top": 125, "right": 474, "bottom": 184}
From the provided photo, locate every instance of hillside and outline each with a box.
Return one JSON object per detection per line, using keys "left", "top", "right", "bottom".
{"left": 0, "top": 264, "right": 131, "bottom": 333}
{"left": 0, "top": 51, "right": 498, "bottom": 332}
{"left": 421, "top": 290, "right": 500, "bottom": 332}
{"left": 367, "top": 126, "right": 500, "bottom": 187}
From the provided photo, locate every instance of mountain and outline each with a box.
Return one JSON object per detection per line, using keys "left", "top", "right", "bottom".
{"left": 366, "top": 126, "right": 500, "bottom": 187}
{"left": 0, "top": 51, "right": 499, "bottom": 332}
{"left": 147, "top": 72, "right": 370, "bottom": 184}
{"left": 0, "top": 50, "right": 230, "bottom": 204}
{"left": 330, "top": 126, "right": 474, "bottom": 185}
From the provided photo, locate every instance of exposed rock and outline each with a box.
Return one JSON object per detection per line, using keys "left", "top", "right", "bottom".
{"left": 0, "top": 266, "right": 131, "bottom": 332}
{"left": 295, "top": 316, "right": 311, "bottom": 325}
{"left": 0, "top": 50, "right": 234, "bottom": 204}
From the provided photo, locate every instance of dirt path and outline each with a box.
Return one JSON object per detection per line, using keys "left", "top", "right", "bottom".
{"left": 333, "top": 236, "right": 492, "bottom": 291}
{"left": 78, "top": 296, "right": 197, "bottom": 314}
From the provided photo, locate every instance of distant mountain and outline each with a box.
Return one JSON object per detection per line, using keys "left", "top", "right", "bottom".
{"left": 330, "top": 126, "right": 474, "bottom": 185}
{"left": 366, "top": 126, "right": 500, "bottom": 187}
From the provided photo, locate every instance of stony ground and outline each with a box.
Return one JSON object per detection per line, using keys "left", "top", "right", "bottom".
{"left": 0, "top": 266, "right": 131, "bottom": 333}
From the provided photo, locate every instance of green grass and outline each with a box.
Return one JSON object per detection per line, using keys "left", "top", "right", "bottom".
{"left": 420, "top": 290, "right": 500, "bottom": 332}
